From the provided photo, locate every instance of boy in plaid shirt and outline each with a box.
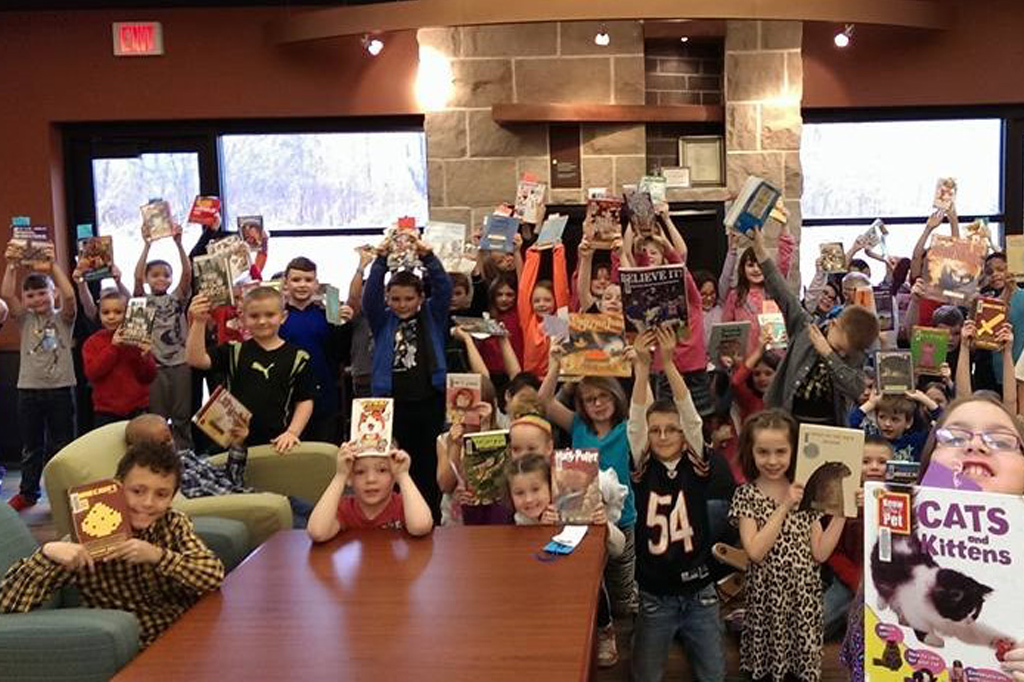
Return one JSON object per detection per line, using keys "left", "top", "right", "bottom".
{"left": 0, "top": 441, "right": 224, "bottom": 647}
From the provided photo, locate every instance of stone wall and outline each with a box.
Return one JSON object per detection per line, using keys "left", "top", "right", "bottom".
{"left": 724, "top": 20, "right": 804, "bottom": 268}
{"left": 418, "top": 21, "right": 648, "bottom": 224}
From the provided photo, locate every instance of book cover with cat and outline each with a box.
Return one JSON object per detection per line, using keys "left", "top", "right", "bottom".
{"left": 552, "top": 448, "right": 601, "bottom": 524}
{"left": 620, "top": 264, "right": 689, "bottom": 340}
{"left": 795, "top": 424, "right": 863, "bottom": 518}
{"left": 863, "top": 482, "right": 1022, "bottom": 682}
{"left": 924, "top": 235, "right": 986, "bottom": 305}
{"left": 819, "top": 242, "right": 847, "bottom": 273}
{"left": 707, "top": 321, "right": 751, "bottom": 364}
{"left": 140, "top": 199, "right": 175, "bottom": 242}
{"left": 560, "top": 313, "right": 630, "bottom": 378}
{"left": 585, "top": 195, "right": 624, "bottom": 249}
{"left": 876, "top": 351, "right": 915, "bottom": 395}
{"left": 973, "top": 297, "right": 1008, "bottom": 351}
{"left": 350, "top": 398, "right": 394, "bottom": 457}
{"left": 446, "top": 373, "right": 482, "bottom": 429}
{"left": 69, "top": 479, "right": 132, "bottom": 559}
{"left": 192, "top": 253, "right": 235, "bottom": 307}
{"left": 120, "top": 297, "right": 156, "bottom": 348}
{"left": 192, "top": 385, "right": 253, "bottom": 449}
{"left": 911, "top": 326, "right": 951, "bottom": 376}
{"left": 481, "top": 214, "right": 521, "bottom": 254}
{"left": 461, "top": 429, "right": 510, "bottom": 505}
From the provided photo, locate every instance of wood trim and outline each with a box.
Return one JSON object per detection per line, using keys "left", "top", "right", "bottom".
{"left": 271, "top": 0, "right": 949, "bottom": 44}
{"left": 493, "top": 103, "right": 724, "bottom": 123}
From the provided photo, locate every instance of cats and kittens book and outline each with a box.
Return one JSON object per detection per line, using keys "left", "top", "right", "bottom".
{"left": 795, "top": 424, "right": 864, "bottom": 518}
{"left": 864, "top": 481, "right": 1021, "bottom": 682}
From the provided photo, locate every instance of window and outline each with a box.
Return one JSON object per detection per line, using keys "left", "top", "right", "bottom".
{"left": 799, "top": 118, "right": 1004, "bottom": 290}
{"left": 219, "top": 131, "right": 428, "bottom": 286}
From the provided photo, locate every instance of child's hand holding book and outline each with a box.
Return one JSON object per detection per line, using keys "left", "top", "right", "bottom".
{"left": 335, "top": 442, "right": 357, "bottom": 479}
{"left": 42, "top": 541, "right": 95, "bottom": 573}
{"left": 390, "top": 449, "right": 412, "bottom": 479}
{"left": 103, "top": 538, "right": 164, "bottom": 565}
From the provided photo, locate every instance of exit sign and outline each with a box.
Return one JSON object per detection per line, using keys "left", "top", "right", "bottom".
{"left": 113, "top": 22, "right": 164, "bottom": 57}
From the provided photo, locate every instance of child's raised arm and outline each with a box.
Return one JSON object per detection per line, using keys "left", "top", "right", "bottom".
{"left": 750, "top": 227, "right": 807, "bottom": 336}
{"left": 956, "top": 319, "right": 975, "bottom": 399}
{"left": 361, "top": 245, "right": 389, "bottom": 333}
{"left": 133, "top": 239, "right": 151, "bottom": 297}
{"left": 576, "top": 237, "right": 596, "bottom": 311}
{"left": 49, "top": 262, "right": 76, "bottom": 323}
{"left": 185, "top": 294, "right": 213, "bottom": 370}
{"left": 1000, "top": 324, "right": 1016, "bottom": 415}
{"left": 72, "top": 263, "right": 98, "bottom": 323}
{"left": 307, "top": 444, "right": 354, "bottom": 542}
{"left": 346, "top": 246, "right": 375, "bottom": 315}
{"left": 1, "top": 262, "right": 24, "bottom": 318}
{"left": 436, "top": 424, "right": 465, "bottom": 495}
{"left": 810, "top": 515, "right": 847, "bottom": 563}
{"left": 738, "top": 482, "right": 803, "bottom": 563}
{"left": 452, "top": 326, "right": 490, "bottom": 378}
{"left": 391, "top": 449, "right": 434, "bottom": 537}
{"left": 538, "top": 341, "right": 574, "bottom": 432}
{"left": 171, "top": 226, "right": 192, "bottom": 300}
{"left": 627, "top": 330, "right": 654, "bottom": 467}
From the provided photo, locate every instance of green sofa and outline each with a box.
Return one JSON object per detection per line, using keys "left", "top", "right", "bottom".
{"left": 43, "top": 421, "right": 338, "bottom": 549}
{"left": 0, "top": 503, "right": 248, "bottom": 681}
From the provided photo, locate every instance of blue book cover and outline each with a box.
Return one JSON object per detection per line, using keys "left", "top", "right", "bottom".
{"left": 724, "top": 176, "right": 782, "bottom": 234}
{"left": 481, "top": 214, "right": 521, "bottom": 253}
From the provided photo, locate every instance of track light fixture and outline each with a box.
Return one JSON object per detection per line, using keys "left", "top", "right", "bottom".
{"left": 594, "top": 26, "right": 610, "bottom": 47}
{"left": 362, "top": 34, "right": 384, "bottom": 56}
{"left": 834, "top": 24, "right": 854, "bottom": 48}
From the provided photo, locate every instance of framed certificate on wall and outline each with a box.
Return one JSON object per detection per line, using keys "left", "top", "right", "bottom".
{"left": 679, "top": 135, "right": 725, "bottom": 187}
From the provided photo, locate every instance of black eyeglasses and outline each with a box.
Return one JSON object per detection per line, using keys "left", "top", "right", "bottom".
{"left": 934, "top": 427, "right": 1022, "bottom": 452}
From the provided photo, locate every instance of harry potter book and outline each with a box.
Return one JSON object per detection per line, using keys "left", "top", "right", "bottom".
{"left": 192, "top": 253, "right": 235, "bottom": 307}
{"left": 552, "top": 449, "right": 601, "bottom": 524}
{"left": 795, "top": 424, "right": 864, "bottom": 518}
{"left": 350, "top": 398, "right": 394, "bottom": 457}
{"left": 446, "top": 373, "right": 482, "bottom": 429}
{"left": 585, "top": 196, "right": 624, "bottom": 249}
{"left": 188, "top": 195, "right": 221, "bottom": 227}
{"left": 69, "top": 479, "right": 132, "bottom": 559}
{"left": 561, "top": 313, "right": 630, "bottom": 378}
{"left": 461, "top": 429, "right": 510, "bottom": 505}
{"left": 120, "top": 297, "right": 156, "bottom": 348}
{"left": 140, "top": 199, "right": 175, "bottom": 242}
{"left": 481, "top": 214, "right": 520, "bottom": 254}
{"left": 819, "top": 242, "right": 847, "bottom": 274}
{"left": 863, "top": 482, "right": 1022, "bottom": 682}
{"left": 910, "top": 326, "right": 951, "bottom": 376}
{"left": 876, "top": 351, "right": 914, "bottom": 395}
{"left": 208, "top": 234, "right": 252, "bottom": 284}
{"left": 724, "top": 176, "right": 782, "bottom": 234}
{"left": 514, "top": 179, "right": 547, "bottom": 225}
{"left": 237, "top": 215, "right": 267, "bottom": 253}
{"left": 924, "top": 235, "right": 986, "bottom": 304}
{"left": 192, "top": 385, "right": 253, "bottom": 450}
{"left": 620, "top": 264, "right": 689, "bottom": 340}
{"left": 974, "top": 296, "right": 1008, "bottom": 351}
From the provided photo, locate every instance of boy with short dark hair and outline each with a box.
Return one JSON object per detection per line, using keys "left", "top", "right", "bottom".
{"left": 0, "top": 440, "right": 225, "bottom": 648}
{"left": 186, "top": 286, "right": 316, "bottom": 452}
{"left": 363, "top": 237, "right": 452, "bottom": 522}
{"left": 749, "top": 226, "right": 879, "bottom": 427}
{"left": 1, "top": 259, "right": 77, "bottom": 511}
{"left": 133, "top": 226, "right": 193, "bottom": 449}
{"left": 849, "top": 391, "right": 939, "bottom": 461}
{"left": 83, "top": 288, "right": 158, "bottom": 427}
{"left": 280, "top": 256, "right": 352, "bottom": 442}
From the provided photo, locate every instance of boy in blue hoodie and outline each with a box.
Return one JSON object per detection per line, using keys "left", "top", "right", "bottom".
{"left": 848, "top": 391, "right": 940, "bottom": 461}
{"left": 362, "top": 237, "right": 452, "bottom": 522}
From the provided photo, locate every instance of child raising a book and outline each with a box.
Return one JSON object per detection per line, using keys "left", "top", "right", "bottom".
{"left": 0, "top": 440, "right": 225, "bottom": 648}
{"left": 307, "top": 442, "right": 434, "bottom": 540}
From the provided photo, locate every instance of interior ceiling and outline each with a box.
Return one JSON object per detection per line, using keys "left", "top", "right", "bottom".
{"left": 0, "top": 0, "right": 400, "bottom": 9}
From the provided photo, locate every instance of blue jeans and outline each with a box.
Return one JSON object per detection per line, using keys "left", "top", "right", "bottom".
{"left": 631, "top": 585, "right": 725, "bottom": 682}
{"left": 18, "top": 387, "right": 76, "bottom": 501}
{"left": 823, "top": 577, "right": 855, "bottom": 640}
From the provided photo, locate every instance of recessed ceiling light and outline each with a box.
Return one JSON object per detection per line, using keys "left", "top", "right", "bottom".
{"left": 594, "top": 29, "right": 610, "bottom": 47}
{"left": 834, "top": 24, "right": 854, "bottom": 48}
{"left": 680, "top": 36, "right": 689, "bottom": 43}
{"left": 362, "top": 34, "right": 384, "bottom": 56}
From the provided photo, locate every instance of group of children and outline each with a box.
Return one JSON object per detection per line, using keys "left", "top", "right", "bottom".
{"left": 4, "top": 194, "right": 1024, "bottom": 681}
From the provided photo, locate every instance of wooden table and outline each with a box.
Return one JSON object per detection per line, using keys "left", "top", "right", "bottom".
{"left": 114, "top": 525, "right": 606, "bottom": 682}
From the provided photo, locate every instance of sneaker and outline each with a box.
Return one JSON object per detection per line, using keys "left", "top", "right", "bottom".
{"left": 597, "top": 624, "right": 618, "bottom": 668}
{"left": 8, "top": 494, "right": 36, "bottom": 512}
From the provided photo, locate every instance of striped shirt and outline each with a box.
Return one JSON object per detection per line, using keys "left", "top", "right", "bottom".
{"left": 0, "top": 509, "right": 224, "bottom": 647}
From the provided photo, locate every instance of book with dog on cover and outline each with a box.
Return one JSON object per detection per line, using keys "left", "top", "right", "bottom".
{"left": 552, "top": 448, "right": 601, "bottom": 524}
{"left": 69, "top": 479, "right": 132, "bottom": 559}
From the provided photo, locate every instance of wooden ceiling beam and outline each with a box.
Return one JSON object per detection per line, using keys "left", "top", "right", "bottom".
{"left": 270, "top": 0, "right": 949, "bottom": 44}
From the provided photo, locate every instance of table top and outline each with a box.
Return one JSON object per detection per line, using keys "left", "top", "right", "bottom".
{"left": 114, "top": 525, "right": 606, "bottom": 682}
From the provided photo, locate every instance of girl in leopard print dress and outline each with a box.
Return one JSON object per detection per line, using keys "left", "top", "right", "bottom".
{"left": 729, "top": 410, "right": 848, "bottom": 682}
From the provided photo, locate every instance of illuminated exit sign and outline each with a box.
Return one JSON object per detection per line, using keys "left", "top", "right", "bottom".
{"left": 112, "top": 22, "right": 164, "bottom": 57}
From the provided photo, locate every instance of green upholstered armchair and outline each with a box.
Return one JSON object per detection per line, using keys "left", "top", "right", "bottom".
{"left": 43, "top": 421, "right": 338, "bottom": 548}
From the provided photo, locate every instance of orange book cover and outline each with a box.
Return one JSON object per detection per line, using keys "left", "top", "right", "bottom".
{"left": 69, "top": 479, "right": 132, "bottom": 559}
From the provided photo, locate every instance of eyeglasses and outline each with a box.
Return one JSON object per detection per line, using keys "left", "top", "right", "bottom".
{"left": 935, "top": 427, "right": 1022, "bottom": 452}
{"left": 650, "top": 426, "right": 682, "bottom": 438}
{"left": 582, "top": 393, "right": 612, "bottom": 406}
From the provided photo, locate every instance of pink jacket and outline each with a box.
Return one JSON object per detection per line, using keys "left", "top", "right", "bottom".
{"left": 721, "top": 233, "right": 795, "bottom": 355}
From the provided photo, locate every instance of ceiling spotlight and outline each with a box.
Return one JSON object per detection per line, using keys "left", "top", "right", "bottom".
{"left": 680, "top": 36, "right": 690, "bottom": 43}
{"left": 594, "top": 27, "right": 610, "bottom": 47}
{"left": 834, "top": 24, "right": 854, "bottom": 48}
{"left": 362, "top": 34, "right": 384, "bottom": 56}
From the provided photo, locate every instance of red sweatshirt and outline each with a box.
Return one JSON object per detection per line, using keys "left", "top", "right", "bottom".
{"left": 83, "top": 329, "right": 158, "bottom": 415}
{"left": 730, "top": 364, "right": 764, "bottom": 421}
